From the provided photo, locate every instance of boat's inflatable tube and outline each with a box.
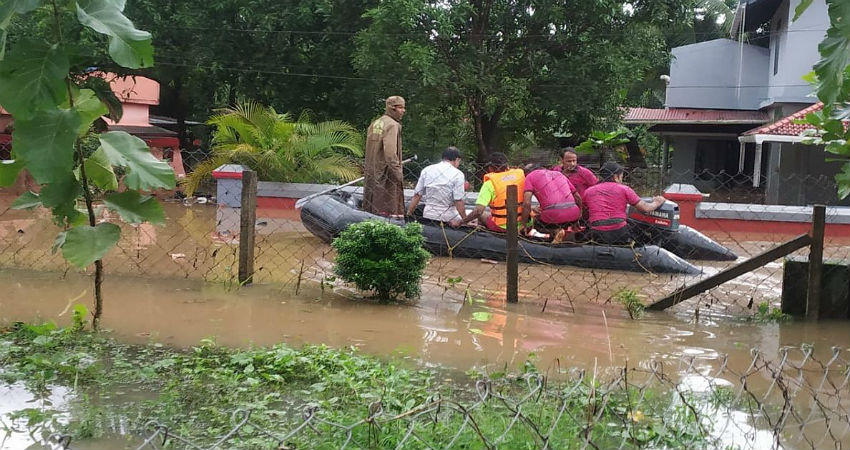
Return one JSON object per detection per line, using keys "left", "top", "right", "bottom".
{"left": 300, "top": 193, "right": 701, "bottom": 274}
{"left": 630, "top": 223, "right": 738, "bottom": 261}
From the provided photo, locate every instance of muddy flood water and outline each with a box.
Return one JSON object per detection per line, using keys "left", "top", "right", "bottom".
{"left": 2, "top": 199, "right": 849, "bottom": 449}
{"left": 2, "top": 267, "right": 847, "bottom": 371}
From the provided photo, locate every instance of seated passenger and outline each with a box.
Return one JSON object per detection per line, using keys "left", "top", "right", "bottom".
{"left": 583, "top": 162, "right": 666, "bottom": 245}
{"left": 521, "top": 164, "right": 583, "bottom": 243}
{"left": 553, "top": 148, "right": 597, "bottom": 196}
{"left": 406, "top": 147, "right": 467, "bottom": 226}
{"left": 458, "top": 152, "right": 526, "bottom": 232}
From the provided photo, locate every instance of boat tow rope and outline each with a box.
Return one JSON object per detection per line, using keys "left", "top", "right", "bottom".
{"left": 438, "top": 221, "right": 478, "bottom": 258}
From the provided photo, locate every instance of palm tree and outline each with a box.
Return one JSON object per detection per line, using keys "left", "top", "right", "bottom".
{"left": 182, "top": 102, "right": 363, "bottom": 195}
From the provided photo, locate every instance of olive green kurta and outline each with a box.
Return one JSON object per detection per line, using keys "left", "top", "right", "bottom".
{"left": 363, "top": 115, "right": 404, "bottom": 216}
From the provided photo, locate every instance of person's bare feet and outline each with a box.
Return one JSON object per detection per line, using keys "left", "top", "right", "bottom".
{"left": 552, "top": 228, "right": 567, "bottom": 244}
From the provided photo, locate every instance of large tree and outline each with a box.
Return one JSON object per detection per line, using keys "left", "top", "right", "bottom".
{"left": 354, "top": 0, "right": 684, "bottom": 162}
{"left": 124, "top": 0, "right": 379, "bottom": 137}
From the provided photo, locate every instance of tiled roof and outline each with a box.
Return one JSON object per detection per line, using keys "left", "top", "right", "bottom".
{"left": 624, "top": 107, "right": 770, "bottom": 124}
{"left": 742, "top": 102, "right": 830, "bottom": 136}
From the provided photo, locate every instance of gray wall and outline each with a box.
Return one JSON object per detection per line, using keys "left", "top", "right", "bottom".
{"left": 764, "top": 0, "right": 827, "bottom": 108}
{"left": 665, "top": 39, "right": 768, "bottom": 110}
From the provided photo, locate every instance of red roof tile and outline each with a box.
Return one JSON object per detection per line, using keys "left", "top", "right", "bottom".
{"left": 742, "top": 102, "right": 833, "bottom": 136}
{"left": 624, "top": 107, "right": 770, "bottom": 124}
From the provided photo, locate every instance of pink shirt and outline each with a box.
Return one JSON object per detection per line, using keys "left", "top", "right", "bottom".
{"left": 583, "top": 182, "right": 641, "bottom": 231}
{"left": 553, "top": 165, "right": 597, "bottom": 195}
{"left": 524, "top": 169, "right": 581, "bottom": 224}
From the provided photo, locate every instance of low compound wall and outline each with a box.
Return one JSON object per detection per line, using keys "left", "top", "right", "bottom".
{"left": 663, "top": 184, "right": 850, "bottom": 238}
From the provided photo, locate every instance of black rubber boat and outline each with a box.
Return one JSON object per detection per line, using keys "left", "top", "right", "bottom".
{"left": 300, "top": 191, "right": 707, "bottom": 274}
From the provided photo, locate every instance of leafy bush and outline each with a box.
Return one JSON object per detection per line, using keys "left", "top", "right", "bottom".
{"left": 749, "top": 302, "right": 791, "bottom": 323}
{"left": 615, "top": 288, "right": 645, "bottom": 319}
{"left": 332, "top": 221, "right": 430, "bottom": 302}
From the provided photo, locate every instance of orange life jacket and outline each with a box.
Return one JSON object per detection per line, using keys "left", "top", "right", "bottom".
{"left": 483, "top": 168, "right": 525, "bottom": 228}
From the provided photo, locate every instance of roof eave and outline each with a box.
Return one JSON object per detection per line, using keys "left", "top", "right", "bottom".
{"left": 625, "top": 120, "right": 768, "bottom": 125}
{"left": 738, "top": 134, "right": 808, "bottom": 144}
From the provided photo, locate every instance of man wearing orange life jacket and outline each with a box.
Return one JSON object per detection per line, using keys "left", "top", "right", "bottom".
{"left": 457, "top": 152, "right": 528, "bottom": 232}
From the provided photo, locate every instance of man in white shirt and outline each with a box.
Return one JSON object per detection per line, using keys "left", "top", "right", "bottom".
{"left": 406, "top": 147, "right": 467, "bottom": 226}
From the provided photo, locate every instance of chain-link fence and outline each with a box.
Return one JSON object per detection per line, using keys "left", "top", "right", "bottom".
{"left": 39, "top": 345, "right": 850, "bottom": 450}
{"left": 1, "top": 154, "right": 848, "bottom": 316}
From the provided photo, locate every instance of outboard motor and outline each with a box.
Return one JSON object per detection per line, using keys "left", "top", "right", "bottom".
{"left": 627, "top": 198, "right": 737, "bottom": 261}
{"left": 627, "top": 199, "right": 679, "bottom": 232}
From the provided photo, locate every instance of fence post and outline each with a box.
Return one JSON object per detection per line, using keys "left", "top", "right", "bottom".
{"left": 506, "top": 185, "right": 519, "bottom": 303}
{"left": 806, "top": 204, "right": 825, "bottom": 320}
{"left": 238, "top": 170, "right": 258, "bottom": 286}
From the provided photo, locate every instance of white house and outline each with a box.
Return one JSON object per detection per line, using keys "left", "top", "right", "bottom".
{"left": 625, "top": 0, "right": 847, "bottom": 206}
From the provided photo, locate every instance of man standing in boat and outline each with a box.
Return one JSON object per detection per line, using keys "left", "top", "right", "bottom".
{"left": 363, "top": 96, "right": 406, "bottom": 217}
{"left": 521, "top": 164, "right": 583, "bottom": 243}
{"left": 583, "top": 162, "right": 666, "bottom": 245}
{"left": 554, "top": 148, "right": 597, "bottom": 196}
{"left": 406, "top": 146, "right": 467, "bottom": 226}
{"left": 457, "top": 152, "right": 528, "bottom": 232}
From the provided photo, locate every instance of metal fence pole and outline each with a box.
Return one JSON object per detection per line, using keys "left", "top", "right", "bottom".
{"left": 806, "top": 204, "right": 825, "bottom": 320}
{"left": 506, "top": 185, "right": 519, "bottom": 303}
{"left": 238, "top": 170, "right": 258, "bottom": 285}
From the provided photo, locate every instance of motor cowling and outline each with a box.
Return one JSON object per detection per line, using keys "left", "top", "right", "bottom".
{"left": 627, "top": 199, "right": 679, "bottom": 231}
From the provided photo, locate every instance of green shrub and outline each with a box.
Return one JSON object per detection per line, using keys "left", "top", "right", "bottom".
{"left": 615, "top": 288, "right": 645, "bottom": 319}
{"left": 332, "top": 220, "right": 430, "bottom": 302}
{"left": 749, "top": 302, "right": 791, "bottom": 322}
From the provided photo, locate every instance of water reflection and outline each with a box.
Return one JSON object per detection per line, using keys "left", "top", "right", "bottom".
{"left": 1, "top": 268, "right": 846, "bottom": 374}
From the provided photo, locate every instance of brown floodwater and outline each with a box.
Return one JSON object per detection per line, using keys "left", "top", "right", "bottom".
{"left": 2, "top": 267, "right": 847, "bottom": 372}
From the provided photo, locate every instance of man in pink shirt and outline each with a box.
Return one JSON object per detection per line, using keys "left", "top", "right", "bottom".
{"left": 553, "top": 148, "right": 597, "bottom": 196}
{"left": 583, "top": 162, "right": 666, "bottom": 245}
{"left": 521, "top": 165, "right": 582, "bottom": 242}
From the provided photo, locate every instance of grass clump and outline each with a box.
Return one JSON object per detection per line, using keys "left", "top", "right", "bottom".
{"left": 615, "top": 289, "right": 645, "bottom": 319}
{"left": 748, "top": 302, "right": 792, "bottom": 322}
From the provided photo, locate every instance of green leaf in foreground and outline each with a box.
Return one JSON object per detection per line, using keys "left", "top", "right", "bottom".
{"left": 84, "top": 147, "right": 119, "bottom": 191}
{"left": 0, "top": 159, "right": 24, "bottom": 186}
{"left": 10, "top": 191, "right": 40, "bottom": 209}
{"left": 11, "top": 108, "right": 80, "bottom": 184}
{"left": 73, "top": 89, "right": 109, "bottom": 136}
{"left": 98, "top": 131, "right": 176, "bottom": 190}
{"left": 104, "top": 191, "right": 165, "bottom": 225}
{"left": 62, "top": 223, "right": 121, "bottom": 268}
{"left": 75, "top": 0, "right": 153, "bottom": 69}
{"left": 0, "top": 41, "right": 69, "bottom": 118}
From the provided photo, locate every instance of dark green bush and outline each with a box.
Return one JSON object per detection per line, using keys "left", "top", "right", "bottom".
{"left": 332, "top": 220, "right": 430, "bottom": 302}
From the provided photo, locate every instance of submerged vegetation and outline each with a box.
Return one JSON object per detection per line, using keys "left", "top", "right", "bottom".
{"left": 0, "top": 321, "right": 722, "bottom": 449}
{"left": 615, "top": 289, "right": 646, "bottom": 319}
{"left": 748, "top": 302, "right": 792, "bottom": 323}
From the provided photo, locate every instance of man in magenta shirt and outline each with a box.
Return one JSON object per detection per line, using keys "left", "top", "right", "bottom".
{"left": 521, "top": 166, "right": 582, "bottom": 242}
{"left": 583, "top": 162, "right": 666, "bottom": 245}
{"left": 553, "top": 148, "right": 597, "bottom": 196}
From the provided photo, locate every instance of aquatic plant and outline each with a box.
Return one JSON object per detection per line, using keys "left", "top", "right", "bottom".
{"left": 332, "top": 220, "right": 430, "bottom": 302}
{"left": 749, "top": 302, "right": 792, "bottom": 323}
{"left": 615, "top": 288, "right": 645, "bottom": 319}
